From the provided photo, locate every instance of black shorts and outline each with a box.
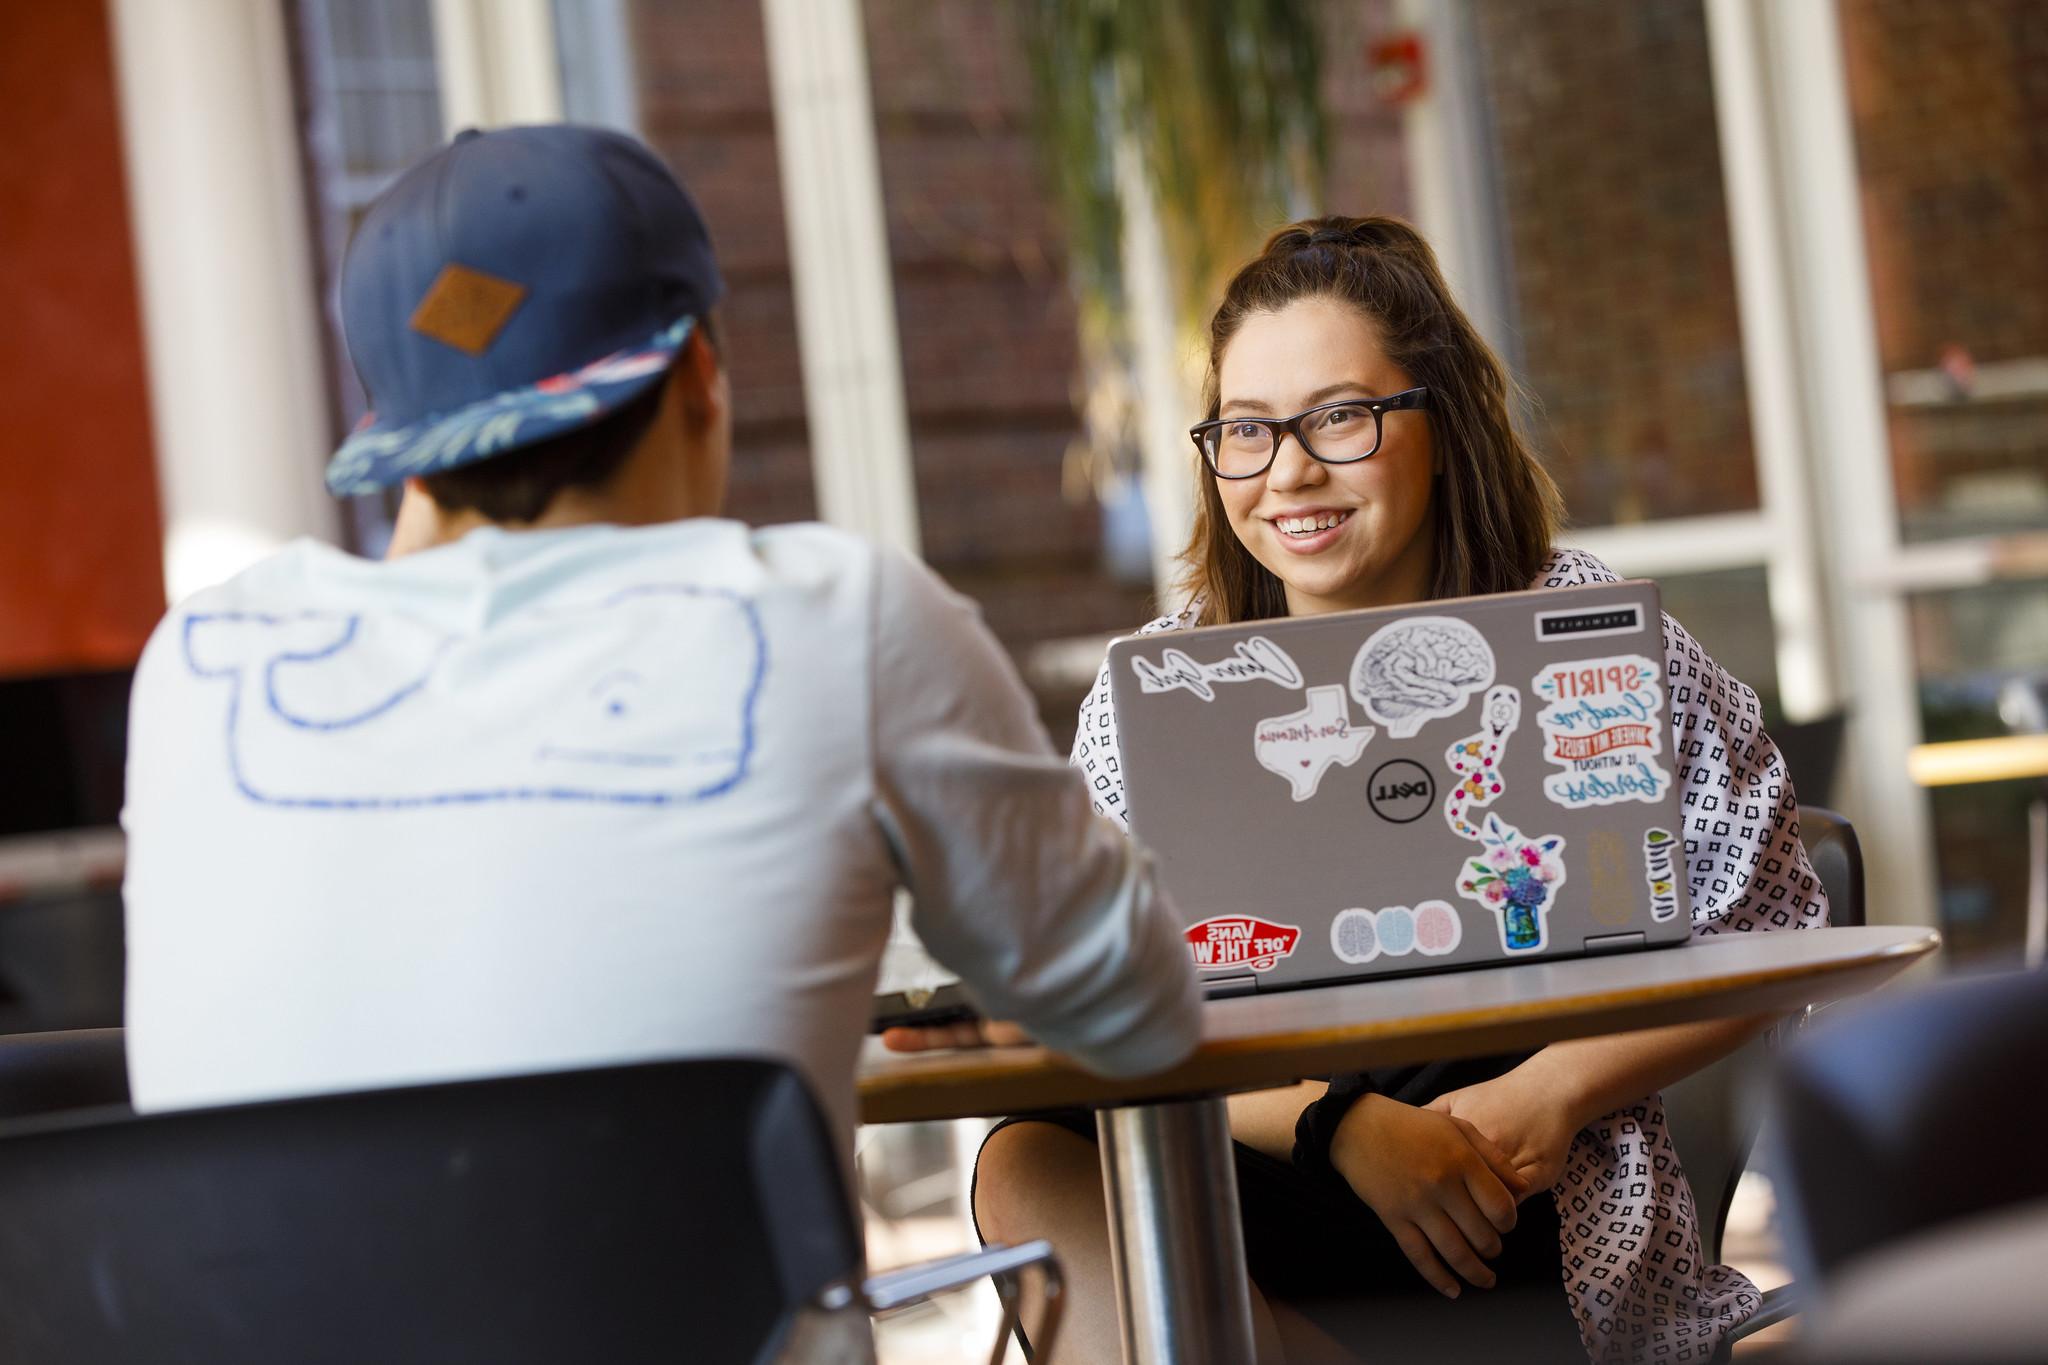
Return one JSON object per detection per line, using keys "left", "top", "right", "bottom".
{"left": 978, "top": 1074, "right": 1587, "bottom": 1363}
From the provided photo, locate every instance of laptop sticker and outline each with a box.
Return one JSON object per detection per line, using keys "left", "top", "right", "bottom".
{"left": 1443, "top": 685, "right": 1522, "bottom": 839}
{"left": 1366, "top": 758, "right": 1434, "bottom": 823}
{"left": 1331, "top": 901, "right": 1463, "bottom": 964}
{"left": 1253, "top": 685, "right": 1376, "bottom": 801}
{"left": 1644, "top": 828, "right": 1681, "bottom": 922}
{"left": 1130, "top": 637, "right": 1303, "bottom": 702}
{"left": 1531, "top": 653, "right": 1672, "bottom": 808}
{"left": 1331, "top": 909, "right": 1380, "bottom": 964}
{"left": 1586, "top": 829, "right": 1637, "bottom": 927}
{"left": 1533, "top": 602, "right": 1644, "bottom": 642}
{"left": 1456, "top": 814, "right": 1568, "bottom": 954}
{"left": 1185, "top": 915, "right": 1301, "bottom": 971}
{"left": 1349, "top": 616, "right": 1497, "bottom": 738}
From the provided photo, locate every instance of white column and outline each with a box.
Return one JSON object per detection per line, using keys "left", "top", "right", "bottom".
{"left": 761, "top": 0, "right": 921, "bottom": 556}
{"left": 1116, "top": 132, "right": 1198, "bottom": 603}
{"left": 1703, "top": 0, "right": 1842, "bottom": 722}
{"left": 431, "top": 0, "right": 565, "bottom": 132}
{"left": 1743, "top": 0, "right": 1940, "bottom": 929}
{"left": 1394, "top": 0, "right": 1514, "bottom": 353}
{"left": 107, "top": 0, "right": 340, "bottom": 602}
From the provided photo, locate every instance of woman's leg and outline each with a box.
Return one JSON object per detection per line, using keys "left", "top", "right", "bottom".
{"left": 974, "top": 1119, "right": 1296, "bottom": 1363}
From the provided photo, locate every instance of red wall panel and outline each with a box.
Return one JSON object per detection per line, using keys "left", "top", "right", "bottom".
{"left": 0, "top": 3, "right": 164, "bottom": 677}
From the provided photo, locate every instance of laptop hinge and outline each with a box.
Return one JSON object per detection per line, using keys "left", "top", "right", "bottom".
{"left": 1583, "top": 931, "right": 1647, "bottom": 953}
{"left": 1202, "top": 973, "right": 1260, "bottom": 999}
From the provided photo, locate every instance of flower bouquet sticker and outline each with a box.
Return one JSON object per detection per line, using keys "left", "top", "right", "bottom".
{"left": 1643, "top": 827, "right": 1681, "bottom": 922}
{"left": 1350, "top": 616, "right": 1496, "bottom": 738}
{"left": 1531, "top": 654, "right": 1671, "bottom": 808}
{"left": 1456, "top": 814, "right": 1568, "bottom": 954}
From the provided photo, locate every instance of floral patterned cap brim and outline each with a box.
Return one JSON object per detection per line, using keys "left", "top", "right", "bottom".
{"left": 324, "top": 314, "right": 698, "bottom": 497}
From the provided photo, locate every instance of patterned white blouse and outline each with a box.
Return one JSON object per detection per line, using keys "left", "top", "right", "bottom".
{"left": 1068, "top": 546, "right": 1829, "bottom": 1363}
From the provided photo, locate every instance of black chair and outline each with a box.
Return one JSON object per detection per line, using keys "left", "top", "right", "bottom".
{"left": 1661, "top": 805, "right": 1864, "bottom": 1357}
{"left": 0, "top": 1056, "right": 1059, "bottom": 1364}
{"left": 1770, "top": 965, "right": 2048, "bottom": 1283}
{"left": 0, "top": 1026, "right": 128, "bottom": 1119}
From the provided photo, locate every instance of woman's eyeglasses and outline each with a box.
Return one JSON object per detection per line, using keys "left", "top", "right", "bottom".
{"left": 1188, "top": 388, "right": 1431, "bottom": 479}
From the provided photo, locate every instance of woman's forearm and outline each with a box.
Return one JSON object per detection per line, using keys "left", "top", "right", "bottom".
{"left": 1226, "top": 1079, "right": 1329, "bottom": 1161}
{"left": 1519, "top": 1013, "right": 1780, "bottom": 1131}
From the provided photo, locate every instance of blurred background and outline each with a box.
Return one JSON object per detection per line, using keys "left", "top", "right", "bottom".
{"left": 2, "top": 2, "right": 2043, "bottom": 1358}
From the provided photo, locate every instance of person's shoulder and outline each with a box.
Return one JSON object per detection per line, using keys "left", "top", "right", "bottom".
{"left": 1529, "top": 545, "right": 1621, "bottom": 589}
{"left": 1135, "top": 595, "right": 1205, "bottom": 637}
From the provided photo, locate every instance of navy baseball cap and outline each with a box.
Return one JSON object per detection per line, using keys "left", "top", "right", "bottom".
{"left": 325, "top": 125, "right": 725, "bottom": 496}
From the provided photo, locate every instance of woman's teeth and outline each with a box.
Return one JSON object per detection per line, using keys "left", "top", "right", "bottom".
{"left": 1277, "top": 511, "right": 1350, "bottom": 536}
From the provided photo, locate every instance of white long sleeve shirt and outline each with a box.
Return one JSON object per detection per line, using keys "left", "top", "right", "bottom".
{"left": 122, "top": 520, "right": 1200, "bottom": 1154}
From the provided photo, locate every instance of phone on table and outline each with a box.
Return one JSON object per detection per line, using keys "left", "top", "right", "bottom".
{"left": 869, "top": 981, "right": 980, "bottom": 1034}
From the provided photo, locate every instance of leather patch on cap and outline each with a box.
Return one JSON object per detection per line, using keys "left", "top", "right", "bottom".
{"left": 408, "top": 263, "right": 527, "bottom": 355}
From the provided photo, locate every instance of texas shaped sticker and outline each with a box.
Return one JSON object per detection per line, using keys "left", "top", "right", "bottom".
{"left": 1252, "top": 685, "right": 1375, "bottom": 801}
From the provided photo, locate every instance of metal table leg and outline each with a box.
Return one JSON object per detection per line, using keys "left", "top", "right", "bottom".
{"left": 1096, "top": 1097, "right": 1256, "bottom": 1364}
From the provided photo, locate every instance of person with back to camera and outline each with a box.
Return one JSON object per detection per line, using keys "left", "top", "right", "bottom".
{"left": 119, "top": 125, "right": 1203, "bottom": 1179}
{"left": 887, "top": 217, "right": 1829, "bottom": 1363}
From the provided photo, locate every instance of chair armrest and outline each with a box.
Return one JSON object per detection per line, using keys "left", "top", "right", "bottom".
{"left": 862, "top": 1239, "right": 1062, "bottom": 1363}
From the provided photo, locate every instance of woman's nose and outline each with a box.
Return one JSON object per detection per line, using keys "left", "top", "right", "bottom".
{"left": 1264, "top": 433, "right": 1323, "bottom": 492}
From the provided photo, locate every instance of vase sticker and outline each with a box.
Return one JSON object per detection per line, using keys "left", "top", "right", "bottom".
{"left": 1444, "top": 685, "right": 1521, "bottom": 839}
{"left": 1253, "top": 685, "right": 1375, "bottom": 801}
{"left": 1350, "top": 616, "right": 1496, "bottom": 738}
{"left": 1185, "top": 915, "right": 1300, "bottom": 972}
{"left": 1331, "top": 901, "right": 1462, "bottom": 965}
{"left": 1456, "top": 815, "right": 1567, "bottom": 954}
{"left": 1131, "top": 636, "right": 1303, "bottom": 702}
{"left": 1531, "top": 653, "right": 1671, "bottom": 808}
{"left": 1643, "top": 828, "right": 1681, "bottom": 922}
{"left": 1367, "top": 759, "right": 1434, "bottom": 823}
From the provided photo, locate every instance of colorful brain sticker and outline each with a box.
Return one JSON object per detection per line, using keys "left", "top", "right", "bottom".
{"left": 1330, "top": 901, "right": 1463, "bottom": 965}
{"left": 1350, "top": 617, "right": 1496, "bottom": 738}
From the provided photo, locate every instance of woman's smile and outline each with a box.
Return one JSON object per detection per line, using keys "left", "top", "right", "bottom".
{"left": 1265, "top": 505, "right": 1355, "bottom": 553}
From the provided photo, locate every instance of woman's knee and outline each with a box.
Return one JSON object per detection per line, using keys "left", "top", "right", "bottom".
{"left": 973, "top": 1121, "right": 1103, "bottom": 1243}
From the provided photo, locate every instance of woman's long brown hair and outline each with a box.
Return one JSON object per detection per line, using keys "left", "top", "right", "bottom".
{"left": 1179, "top": 216, "right": 1563, "bottom": 624}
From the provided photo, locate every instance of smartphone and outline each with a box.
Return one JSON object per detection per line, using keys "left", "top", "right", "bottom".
{"left": 869, "top": 981, "right": 980, "bottom": 1034}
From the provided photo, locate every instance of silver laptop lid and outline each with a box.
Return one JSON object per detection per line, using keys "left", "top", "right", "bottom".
{"left": 1107, "top": 580, "right": 1691, "bottom": 991}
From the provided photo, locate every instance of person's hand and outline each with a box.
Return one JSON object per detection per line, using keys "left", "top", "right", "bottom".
{"left": 1426, "top": 1071, "right": 1579, "bottom": 1197}
{"left": 879, "top": 1019, "right": 1033, "bottom": 1053}
{"left": 1329, "top": 1093, "right": 1529, "bottom": 1298}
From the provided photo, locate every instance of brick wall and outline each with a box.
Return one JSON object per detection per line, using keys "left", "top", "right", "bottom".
{"left": 1470, "top": 0, "right": 1758, "bottom": 529}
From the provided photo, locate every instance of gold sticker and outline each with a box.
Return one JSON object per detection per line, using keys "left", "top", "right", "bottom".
{"left": 408, "top": 263, "right": 527, "bottom": 356}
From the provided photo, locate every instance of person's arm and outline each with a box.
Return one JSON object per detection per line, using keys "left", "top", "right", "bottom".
{"left": 1428, "top": 606, "right": 1830, "bottom": 1190}
{"left": 867, "top": 548, "right": 1201, "bottom": 1078}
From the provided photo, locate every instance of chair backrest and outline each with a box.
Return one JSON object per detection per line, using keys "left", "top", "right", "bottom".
{"left": 0, "top": 1027, "right": 129, "bottom": 1120}
{"left": 0, "top": 1056, "right": 864, "bottom": 1365}
{"left": 1663, "top": 805, "right": 1864, "bottom": 1262}
{"left": 1772, "top": 966, "right": 2048, "bottom": 1283}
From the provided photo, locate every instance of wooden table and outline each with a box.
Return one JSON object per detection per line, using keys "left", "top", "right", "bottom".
{"left": 1909, "top": 734, "right": 2048, "bottom": 967}
{"left": 859, "top": 925, "right": 1939, "bottom": 1365}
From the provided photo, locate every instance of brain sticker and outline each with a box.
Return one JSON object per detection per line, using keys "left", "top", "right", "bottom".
{"left": 1349, "top": 616, "right": 1497, "bottom": 738}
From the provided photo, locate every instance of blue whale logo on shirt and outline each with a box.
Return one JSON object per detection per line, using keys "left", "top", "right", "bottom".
{"left": 182, "top": 583, "right": 766, "bottom": 810}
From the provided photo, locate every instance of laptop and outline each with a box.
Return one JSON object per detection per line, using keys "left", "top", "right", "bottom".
{"left": 1105, "top": 579, "right": 1691, "bottom": 997}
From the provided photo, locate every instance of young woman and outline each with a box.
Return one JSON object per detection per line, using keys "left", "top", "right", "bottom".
{"left": 895, "top": 216, "right": 1828, "bottom": 1363}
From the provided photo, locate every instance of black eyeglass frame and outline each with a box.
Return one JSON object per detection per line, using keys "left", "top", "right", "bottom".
{"left": 1188, "top": 387, "right": 1432, "bottom": 479}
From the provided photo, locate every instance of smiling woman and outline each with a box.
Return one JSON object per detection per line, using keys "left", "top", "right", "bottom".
{"left": 958, "top": 216, "right": 1833, "bottom": 1365}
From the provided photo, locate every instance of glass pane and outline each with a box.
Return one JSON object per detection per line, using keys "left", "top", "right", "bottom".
{"left": 1839, "top": 0, "right": 2048, "bottom": 543}
{"left": 1910, "top": 579, "right": 2048, "bottom": 965}
{"left": 1468, "top": 0, "right": 1761, "bottom": 526}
